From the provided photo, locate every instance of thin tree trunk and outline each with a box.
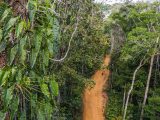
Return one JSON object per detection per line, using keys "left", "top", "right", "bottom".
{"left": 123, "top": 59, "right": 144, "bottom": 120}
{"left": 154, "top": 55, "right": 159, "bottom": 88}
{"left": 122, "top": 87, "right": 126, "bottom": 113}
{"left": 140, "top": 55, "right": 154, "bottom": 120}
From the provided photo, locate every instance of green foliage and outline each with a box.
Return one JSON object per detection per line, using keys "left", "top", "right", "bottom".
{"left": 52, "top": 0, "right": 108, "bottom": 119}
{"left": 144, "top": 88, "right": 160, "bottom": 119}
{"left": 106, "top": 91, "right": 123, "bottom": 120}
{"left": 105, "top": 2, "right": 160, "bottom": 120}
{"left": 0, "top": 0, "right": 108, "bottom": 119}
{"left": 0, "top": 1, "right": 60, "bottom": 119}
{"left": 0, "top": 66, "right": 58, "bottom": 119}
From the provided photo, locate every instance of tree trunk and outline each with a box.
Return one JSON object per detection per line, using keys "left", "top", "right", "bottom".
{"left": 140, "top": 55, "right": 154, "bottom": 120}
{"left": 122, "top": 87, "right": 126, "bottom": 113}
{"left": 123, "top": 59, "right": 144, "bottom": 120}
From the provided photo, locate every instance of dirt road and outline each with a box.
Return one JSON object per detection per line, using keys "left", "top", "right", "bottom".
{"left": 83, "top": 55, "right": 110, "bottom": 120}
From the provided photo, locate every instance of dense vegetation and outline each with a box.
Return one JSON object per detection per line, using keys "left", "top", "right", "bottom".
{"left": 0, "top": 0, "right": 107, "bottom": 119}
{"left": 0, "top": 0, "right": 160, "bottom": 120}
{"left": 105, "top": 2, "right": 160, "bottom": 120}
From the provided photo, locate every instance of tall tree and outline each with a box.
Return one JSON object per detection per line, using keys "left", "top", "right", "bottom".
{"left": 105, "top": 2, "right": 160, "bottom": 119}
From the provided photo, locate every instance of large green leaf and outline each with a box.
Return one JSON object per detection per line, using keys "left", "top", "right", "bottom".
{"left": 0, "top": 69, "right": 4, "bottom": 82}
{"left": 19, "top": 36, "right": 27, "bottom": 65}
{"left": 30, "top": 33, "right": 42, "bottom": 68}
{"left": 16, "top": 20, "right": 25, "bottom": 38}
{"left": 47, "top": 38, "right": 54, "bottom": 57}
{"left": 44, "top": 103, "right": 53, "bottom": 120}
{"left": 43, "top": 49, "right": 49, "bottom": 67}
{"left": 9, "top": 44, "right": 18, "bottom": 65}
{"left": 0, "top": 70, "right": 10, "bottom": 86}
{"left": 10, "top": 67, "right": 17, "bottom": 81}
{"left": 3, "top": 86, "right": 14, "bottom": 106}
{"left": 27, "top": 0, "right": 37, "bottom": 23}
{"left": 53, "top": 17, "right": 59, "bottom": 40}
{"left": 40, "top": 83, "right": 50, "bottom": 98}
{"left": 34, "top": 33, "right": 42, "bottom": 50}
{"left": 5, "top": 17, "right": 18, "bottom": 31}
{"left": 0, "top": 41, "right": 6, "bottom": 53}
{"left": 16, "top": 70, "right": 22, "bottom": 84}
{"left": 0, "top": 8, "right": 10, "bottom": 22}
{"left": 50, "top": 79, "right": 59, "bottom": 96}
{"left": 30, "top": 49, "right": 37, "bottom": 68}
{"left": 53, "top": 17, "right": 60, "bottom": 54}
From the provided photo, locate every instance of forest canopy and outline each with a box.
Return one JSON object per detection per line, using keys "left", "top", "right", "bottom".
{"left": 0, "top": 0, "right": 160, "bottom": 120}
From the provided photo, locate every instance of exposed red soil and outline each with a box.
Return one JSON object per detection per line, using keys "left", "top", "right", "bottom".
{"left": 83, "top": 55, "right": 110, "bottom": 120}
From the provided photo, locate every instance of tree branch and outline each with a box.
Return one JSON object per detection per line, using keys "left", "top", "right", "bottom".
{"left": 123, "top": 57, "right": 145, "bottom": 120}
{"left": 140, "top": 55, "right": 154, "bottom": 120}
{"left": 50, "top": 17, "right": 79, "bottom": 62}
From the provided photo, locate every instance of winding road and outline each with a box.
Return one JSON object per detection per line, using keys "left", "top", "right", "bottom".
{"left": 83, "top": 55, "right": 110, "bottom": 120}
